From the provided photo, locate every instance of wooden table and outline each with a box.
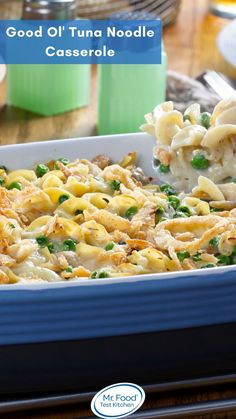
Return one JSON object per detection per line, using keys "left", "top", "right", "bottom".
{"left": 1, "top": 1, "right": 236, "bottom": 418}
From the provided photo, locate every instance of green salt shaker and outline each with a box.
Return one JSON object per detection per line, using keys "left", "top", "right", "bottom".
{"left": 98, "top": 13, "right": 167, "bottom": 135}
{"left": 7, "top": 0, "right": 90, "bottom": 116}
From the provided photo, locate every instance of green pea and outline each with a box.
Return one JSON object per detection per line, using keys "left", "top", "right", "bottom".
{"left": 232, "top": 246, "right": 236, "bottom": 256}
{"left": 201, "top": 264, "right": 215, "bottom": 269}
{"left": 217, "top": 255, "right": 231, "bottom": 265}
{"left": 0, "top": 176, "right": 4, "bottom": 186}
{"left": 168, "top": 195, "right": 181, "bottom": 210}
{"left": 124, "top": 206, "right": 138, "bottom": 220}
{"left": 192, "top": 253, "right": 202, "bottom": 262}
{"left": 75, "top": 209, "right": 83, "bottom": 216}
{"left": 156, "top": 205, "right": 165, "bottom": 215}
{"left": 159, "top": 164, "right": 170, "bottom": 174}
{"left": 54, "top": 158, "right": 70, "bottom": 169}
{"left": 62, "top": 239, "right": 77, "bottom": 252}
{"left": 36, "top": 236, "right": 50, "bottom": 248}
{"left": 210, "top": 207, "right": 222, "bottom": 213}
{"left": 230, "top": 255, "right": 236, "bottom": 265}
{"left": 160, "top": 184, "right": 176, "bottom": 196}
{"left": 105, "top": 242, "right": 115, "bottom": 251}
{"left": 98, "top": 271, "right": 109, "bottom": 278}
{"left": 179, "top": 206, "right": 191, "bottom": 215}
{"left": 191, "top": 153, "right": 210, "bottom": 170}
{"left": 58, "top": 194, "right": 70, "bottom": 205}
{"left": 174, "top": 206, "right": 192, "bottom": 218}
{"left": 230, "top": 177, "right": 236, "bottom": 183}
{"left": 65, "top": 266, "right": 73, "bottom": 273}
{"left": 200, "top": 112, "right": 211, "bottom": 129}
{"left": 109, "top": 180, "right": 121, "bottom": 191}
{"left": 57, "top": 157, "right": 70, "bottom": 165}
{"left": 47, "top": 243, "right": 55, "bottom": 253}
{"left": 35, "top": 164, "right": 49, "bottom": 178}
{"left": 183, "top": 114, "right": 191, "bottom": 123}
{"left": 209, "top": 237, "right": 219, "bottom": 247}
{"left": 177, "top": 251, "right": 190, "bottom": 262}
{"left": 8, "top": 182, "right": 22, "bottom": 191}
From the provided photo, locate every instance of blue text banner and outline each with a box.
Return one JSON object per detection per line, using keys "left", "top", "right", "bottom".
{"left": 0, "top": 19, "right": 162, "bottom": 64}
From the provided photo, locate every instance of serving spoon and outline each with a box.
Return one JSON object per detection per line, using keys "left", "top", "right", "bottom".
{"left": 203, "top": 70, "right": 236, "bottom": 99}
{"left": 151, "top": 71, "right": 236, "bottom": 188}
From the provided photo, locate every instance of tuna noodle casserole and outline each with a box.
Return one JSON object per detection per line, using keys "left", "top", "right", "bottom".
{"left": 1, "top": 98, "right": 236, "bottom": 284}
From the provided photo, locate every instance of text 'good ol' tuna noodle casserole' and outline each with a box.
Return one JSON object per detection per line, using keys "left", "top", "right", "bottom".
{"left": 1, "top": 98, "right": 236, "bottom": 284}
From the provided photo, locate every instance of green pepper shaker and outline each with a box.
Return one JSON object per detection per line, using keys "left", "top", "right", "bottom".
{"left": 97, "top": 12, "right": 167, "bottom": 135}
{"left": 7, "top": 0, "right": 90, "bottom": 116}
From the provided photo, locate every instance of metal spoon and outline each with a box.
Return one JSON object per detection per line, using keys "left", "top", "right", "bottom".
{"left": 203, "top": 70, "right": 236, "bottom": 99}
{"left": 152, "top": 71, "right": 236, "bottom": 188}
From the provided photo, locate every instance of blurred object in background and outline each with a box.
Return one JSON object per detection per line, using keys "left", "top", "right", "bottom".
{"left": 0, "top": 65, "right": 6, "bottom": 84}
{"left": 218, "top": 19, "right": 236, "bottom": 69}
{"left": 7, "top": 0, "right": 91, "bottom": 116}
{"left": 203, "top": 69, "right": 236, "bottom": 97}
{"left": 98, "top": 12, "right": 167, "bottom": 135}
{"left": 0, "top": 0, "right": 182, "bottom": 23}
{"left": 0, "top": 1, "right": 21, "bottom": 19}
{"left": 167, "top": 70, "right": 220, "bottom": 113}
{"left": 22, "top": 0, "right": 76, "bottom": 19}
{"left": 210, "top": 0, "right": 236, "bottom": 18}
{"left": 0, "top": 64, "right": 6, "bottom": 83}
{"left": 0, "top": 65, "right": 6, "bottom": 105}
{"left": 77, "top": 0, "right": 182, "bottom": 26}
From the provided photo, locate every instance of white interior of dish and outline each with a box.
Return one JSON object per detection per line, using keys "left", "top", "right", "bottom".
{"left": 1, "top": 132, "right": 236, "bottom": 289}
{"left": 1, "top": 133, "right": 156, "bottom": 176}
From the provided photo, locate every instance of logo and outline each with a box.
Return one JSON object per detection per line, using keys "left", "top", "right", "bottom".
{"left": 91, "top": 382, "right": 145, "bottom": 419}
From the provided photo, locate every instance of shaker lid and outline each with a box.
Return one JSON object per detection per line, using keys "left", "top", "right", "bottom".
{"left": 22, "top": 0, "right": 77, "bottom": 20}
{"left": 109, "top": 11, "right": 158, "bottom": 21}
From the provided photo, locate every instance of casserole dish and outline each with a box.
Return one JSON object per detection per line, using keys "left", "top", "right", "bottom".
{"left": 0, "top": 133, "right": 236, "bottom": 398}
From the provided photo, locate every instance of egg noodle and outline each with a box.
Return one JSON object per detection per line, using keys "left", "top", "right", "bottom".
{"left": 1, "top": 98, "right": 236, "bottom": 284}
{"left": 141, "top": 98, "right": 236, "bottom": 191}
